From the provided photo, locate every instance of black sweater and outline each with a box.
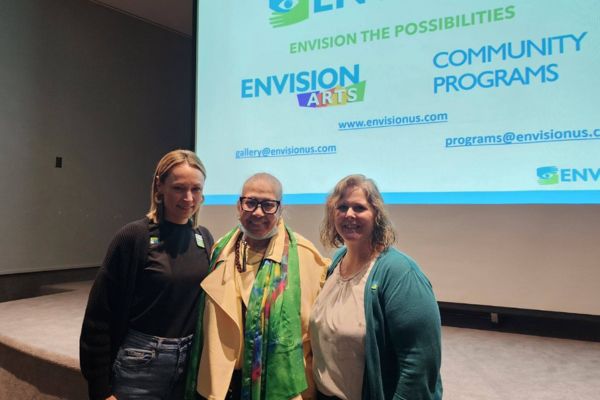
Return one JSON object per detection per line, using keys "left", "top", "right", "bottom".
{"left": 79, "top": 218, "right": 213, "bottom": 400}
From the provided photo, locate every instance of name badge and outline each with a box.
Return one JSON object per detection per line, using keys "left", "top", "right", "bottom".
{"left": 195, "top": 233, "right": 205, "bottom": 248}
{"left": 149, "top": 236, "right": 160, "bottom": 245}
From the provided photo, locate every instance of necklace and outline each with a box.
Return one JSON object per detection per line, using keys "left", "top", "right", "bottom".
{"left": 234, "top": 234, "right": 247, "bottom": 272}
{"left": 234, "top": 234, "right": 269, "bottom": 273}
{"left": 339, "top": 257, "right": 371, "bottom": 281}
{"left": 339, "top": 251, "right": 379, "bottom": 281}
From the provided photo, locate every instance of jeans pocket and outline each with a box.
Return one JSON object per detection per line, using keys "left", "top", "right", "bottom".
{"left": 116, "top": 347, "right": 156, "bottom": 369}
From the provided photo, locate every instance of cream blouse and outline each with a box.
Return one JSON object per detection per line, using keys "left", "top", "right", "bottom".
{"left": 308, "top": 260, "right": 375, "bottom": 400}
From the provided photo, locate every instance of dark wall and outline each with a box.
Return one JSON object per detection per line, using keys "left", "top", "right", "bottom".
{"left": 0, "top": 0, "right": 193, "bottom": 274}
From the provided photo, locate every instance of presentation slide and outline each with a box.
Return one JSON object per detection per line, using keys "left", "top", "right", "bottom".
{"left": 195, "top": 0, "right": 600, "bottom": 205}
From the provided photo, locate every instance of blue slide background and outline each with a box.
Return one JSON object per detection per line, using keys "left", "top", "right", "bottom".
{"left": 195, "top": 0, "right": 600, "bottom": 204}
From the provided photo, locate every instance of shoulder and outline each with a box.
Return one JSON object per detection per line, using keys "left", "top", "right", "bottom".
{"left": 291, "top": 231, "right": 329, "bottom": 292}
{"left": 195, "top": 224, "right": 214, "bottom": 241}
{"left": 377, "top": 247, "right": 419, "bottom": 269}
{"left": 372, "top": 247, "right": 434, "bottom": 294}
{"left": 374, "top": 247, "right": 424, "bottom": 281}
{"left": 293, "top": 231, "right": 329, "bottom": 267}
{"left": 100, "top": 218, "right": 151, "bottom": 274}
{"left": 117, "top": 217, "right": 150, "bottom": 237}
{"left": 109, "top": 218, "right": 151, "bottom": 248}
{"left": 195, "top": 225, "right": 212, "bottom": 235}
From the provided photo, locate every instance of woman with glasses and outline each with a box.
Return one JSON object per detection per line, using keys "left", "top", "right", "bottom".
{"left": 185, "top": 172, "right": 329, "bottom": 400}
{"left": 309, "top": 174, "right": 442, "bottom": 400}
{"left": 80, "top": 150, "right": 214, "bottom": 400}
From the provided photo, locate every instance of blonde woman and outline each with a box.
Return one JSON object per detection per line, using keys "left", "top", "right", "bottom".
{"left": 80, "top": 150, "right": 213, "bottom": 400}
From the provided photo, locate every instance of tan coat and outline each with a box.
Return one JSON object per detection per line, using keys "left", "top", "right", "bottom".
{"left": 197, "top": 220, "right": 329, "bottom": 400}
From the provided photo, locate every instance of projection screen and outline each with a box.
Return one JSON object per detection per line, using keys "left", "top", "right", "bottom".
{"left": 195, "top": 0, "right": 599, "bottom": 205}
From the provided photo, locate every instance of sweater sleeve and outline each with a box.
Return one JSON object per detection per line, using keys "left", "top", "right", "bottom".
{"left": 79, "top": 222, "right": 142, "bottom": 400}
{"left": 379, "top": 252, "right": 442, "bottom": 400}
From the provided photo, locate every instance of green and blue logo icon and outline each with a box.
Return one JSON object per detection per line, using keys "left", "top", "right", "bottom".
{"left": 269, "top": 0, "right": 309, "bottom": 27}
{"left": 537, "top": 166, "right": 559, "bottom": 185}
{"left": 269, "top": 0, "right": 367, "bottom": 28}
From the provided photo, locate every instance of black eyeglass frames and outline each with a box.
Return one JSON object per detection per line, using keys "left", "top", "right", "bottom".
{"left": 239, "top": 197, "right": 281, "bottom": 214}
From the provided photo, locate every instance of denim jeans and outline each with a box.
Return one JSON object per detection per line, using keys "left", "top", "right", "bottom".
{"left": 112, "top": 329, "right": 193, "bottom": 400}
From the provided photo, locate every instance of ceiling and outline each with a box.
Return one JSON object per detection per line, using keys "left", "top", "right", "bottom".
{"left": 92, "top": 0, "right": 193, "bottom": 36}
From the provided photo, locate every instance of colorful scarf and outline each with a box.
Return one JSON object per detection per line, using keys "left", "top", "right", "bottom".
{"left": 184, "top": 225, "right": 306, "bottom": 400}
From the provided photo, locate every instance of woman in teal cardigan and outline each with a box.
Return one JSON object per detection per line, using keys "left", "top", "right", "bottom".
{"left": 309, "top": 174, "right": 443, "bottom": 400}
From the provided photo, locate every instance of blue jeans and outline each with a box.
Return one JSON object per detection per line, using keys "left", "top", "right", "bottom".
{"left": 112, "top": 329, "right": 193, "bottom": 400}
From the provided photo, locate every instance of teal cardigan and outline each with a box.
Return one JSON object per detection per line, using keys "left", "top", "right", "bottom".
{"left": 328, "top": 247, "right": 443, "bottom": 400}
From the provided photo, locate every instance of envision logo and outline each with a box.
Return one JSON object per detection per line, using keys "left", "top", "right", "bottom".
{"left": 269, "top": 0, "right": 366, "bottom": 28}
{"left": 537, "top": 166, "right": 600, "bottom": 185}
{"left": 241, "top": 64, "right": 366, "bottom": 108}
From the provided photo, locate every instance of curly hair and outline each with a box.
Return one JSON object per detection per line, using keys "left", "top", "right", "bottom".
{"left": 320, "top": 174, "right": 396, "bottom": 250}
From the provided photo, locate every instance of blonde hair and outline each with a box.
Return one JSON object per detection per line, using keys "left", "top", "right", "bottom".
{"left": 146, "top": 149, "right": 206, "bottom": 227}
{"left": 320, "top": 174, "right": 396, "bottom": 250}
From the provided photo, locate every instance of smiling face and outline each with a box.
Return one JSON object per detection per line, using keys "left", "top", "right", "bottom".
{"left": 156, "top": 163, "right": 205, "bottom": 224}
{"left": 334, "top": 185, "right": 375, "bottom": 249}
{"left": 237, "top": 177, "right": 281, "bottom": 241}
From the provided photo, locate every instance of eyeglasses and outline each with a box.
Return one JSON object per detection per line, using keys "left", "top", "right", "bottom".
{"left": 239, "top": 197, "right": 281, "bottom": 214}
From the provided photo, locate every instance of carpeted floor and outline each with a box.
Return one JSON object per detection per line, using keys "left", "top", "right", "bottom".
{"left": 1, "top": 281, "right": 599, "bottom": 399}
{"left": 0, "top": 282, "right": 89, "bottom": 400}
